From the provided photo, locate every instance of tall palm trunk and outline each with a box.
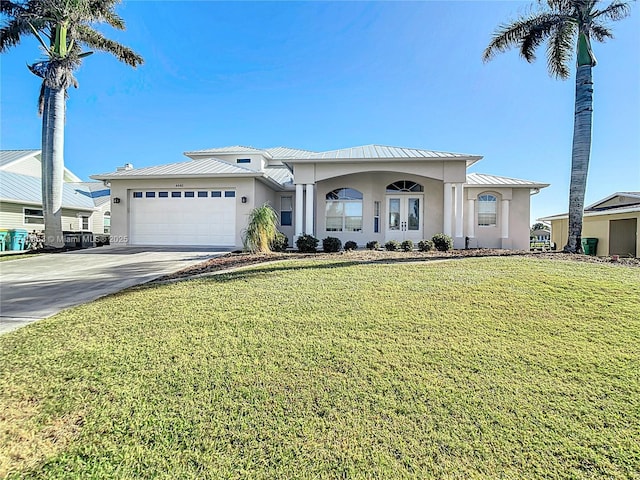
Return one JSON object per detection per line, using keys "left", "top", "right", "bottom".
{"left": 41, "top": 84, "right": 66, "bottom": 248}
{"left": 564, "top": 51, "right": 595, "bottom": 253}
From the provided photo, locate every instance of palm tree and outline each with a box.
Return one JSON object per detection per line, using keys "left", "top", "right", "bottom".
{"left": 483, "top": 0, "right": 632, "bottom": 253}
{"left": 1, "top": 0, "right": 142, "bottom": 247}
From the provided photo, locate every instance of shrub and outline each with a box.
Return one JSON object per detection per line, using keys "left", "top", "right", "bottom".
{"left": 270, "top": 232, "right": 289, "bottom": 252}
{"left": 366, "top": 241, "right": 380, "bottom": 250}
{"left": 418, "top": 239, "right": 434, "bottom": 252}
{"left": 432, "top": 233, "right": 453, "bottom": 252}
{"left": 322, "top": 237, "right": 342, "bottom": 253}
{"left": 401, "top": 240, "right": 414, "bottom": 252}
{"left": 344, "top": 240, "right": 358, "bottom": 251}
{"left": 385, "top": 240, "right": 400, "bottom": 251}
{"left": 296, "top": 234, "right": 319, "bottom": 253}
{"left": 243, "top": 204, "right": 278, "bottom": 253}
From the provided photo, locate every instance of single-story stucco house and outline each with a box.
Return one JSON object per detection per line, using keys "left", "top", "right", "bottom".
{"left": 92, "top": 144, "right": 548, "bottom": 251}
{"left": 0, "top": 149, "right": 111, "bottom": 236}
{"left": 540, "top": 192, "right": 639, "bottom": 257}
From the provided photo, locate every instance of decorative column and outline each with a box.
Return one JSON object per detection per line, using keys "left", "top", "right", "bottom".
{"left": 454, "top": 183, "right": 464, "bottom": 239}
{"left": 501, "top": 199, "right": 510, "bottom": 238}
{"left": 305, "top": 184, "right": 314, "bottom": 236}
{"left": 443, "top": 182, "right": 453, "bottom": 237}
{"left": 295, "top": 184, "right": 304, "bottom": 238}
{"left": 467, "top": 199, "right": 475, "bottom": 238}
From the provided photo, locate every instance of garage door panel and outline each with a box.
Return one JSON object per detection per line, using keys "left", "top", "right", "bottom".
{"left": 130, "top": 190, "right": 236, "bottom": 246}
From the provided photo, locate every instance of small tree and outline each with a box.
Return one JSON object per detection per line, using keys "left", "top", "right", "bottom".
{"left": 243, "top": 204, "right": 278, "bottom": 253}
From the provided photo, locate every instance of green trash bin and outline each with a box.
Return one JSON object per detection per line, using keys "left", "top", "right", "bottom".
{"left": 0, "top": 229, "right": 9, "bottom": 251}
{"left": 581, "top": 237, "right": 598, "bottom": 256}
{"left": 8, "top": 229, "right": 28, "bottom": 251}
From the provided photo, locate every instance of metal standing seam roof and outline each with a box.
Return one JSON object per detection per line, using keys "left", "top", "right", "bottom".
{"left": 465, "top": 173, "right": 549, "bottom": 188}
{"left": 92, "top": 158, "right": 259, "bottom": 178}
{"left": 263, "top": 166, "right": 294, "bottom": 185}
{"left": 0, "top": 149, "right": 41, "bottom": 168}
{"left": 266, "top": 147, "right": 317, "bottom": 159}
{"left": 306, "top": 144, "right": 479, "bottom": 160}
{"left": 184, "top": 146, "right": 266, "bottom": 156}
{"left": 0, "top": 171, "right": 97, "bottom": 209}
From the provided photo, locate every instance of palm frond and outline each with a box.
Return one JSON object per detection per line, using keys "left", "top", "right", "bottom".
{"left": 546, "top": 21, "right": 576, "bottom": 78}
{"left": 0, "top": 18, "right": 31, "bottom": 51}
{"left": 593, "top": 1, "right": 632, "bottom": 21}
{"left": 75, "top": 24, "right": 142, "bottom": 67}
{"left": 483, "top": 12, "right": 570, "bottom": 63}
{"left": 590, "top": 23, "right": 614, "bottom": 41}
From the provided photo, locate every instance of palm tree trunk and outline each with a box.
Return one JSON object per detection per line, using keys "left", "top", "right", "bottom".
{"left": 564, "top": 63, "right": 594, "bottom": 254}
{"left": 41, "top": 85, "right": 66, "bottom": 248}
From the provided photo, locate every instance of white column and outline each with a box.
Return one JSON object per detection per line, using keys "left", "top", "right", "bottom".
{"left": 305, "top": 183, "right": 314, "bottom": 236}
{"left": 467, "top": 199, "right": 475, "bottom": 238}
{"left": 295, "top": 184, "right": 304, "bottom": 238}
{"left": 501, "top": 199, "right": 510, "bottom": 238}
{"left": 443, "top": 182, "right": 453, "bottom": 237}
{"left": 455, "top": 182, "right": 464, "bottom": 239}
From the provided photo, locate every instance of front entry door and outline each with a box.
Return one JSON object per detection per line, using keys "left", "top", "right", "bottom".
{"left": 386, "top": 195, "right": 423, "bottom": 242}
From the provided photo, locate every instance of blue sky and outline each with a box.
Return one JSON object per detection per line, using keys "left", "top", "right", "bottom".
{"left": 1, "top": 0, "right": 638, "bottom": 223}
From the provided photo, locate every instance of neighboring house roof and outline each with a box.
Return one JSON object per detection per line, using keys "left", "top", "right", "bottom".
{"left": 0, "top": 149, "right": 40, "bottom": 168}
{"left": 68, "top": 182, "right": 111, "bottom": 207}
{"left": 539, "top": 192, "right": 640, "bottom": 221}
{"left": 0, "top": 149, "right": 83, "bottom": 182}
{"left": 466, "top": 173, "right": 549, "bottom": 189}
{"left": 531, "top": 229, "right": 551, "bottom": 236}
{"left": 584, "top": 192, "right": 640, "bottom": 211}
{"left": 0, "top": 171, "right": 97, "bottom": 210}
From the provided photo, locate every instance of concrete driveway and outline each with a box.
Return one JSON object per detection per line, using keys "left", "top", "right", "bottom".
{"left": 0, "top": 246, "right": 229, "bottom": 334}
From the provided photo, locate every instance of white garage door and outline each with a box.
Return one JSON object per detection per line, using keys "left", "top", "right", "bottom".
{"left": 130, "top": 189, "right": 236, "bottom": 246}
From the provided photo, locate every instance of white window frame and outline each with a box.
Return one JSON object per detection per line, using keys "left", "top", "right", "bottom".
{"left": 23, "top": 207, "right": 44, "bottom": 226}
{"left": 280, "top": 196, "right": 293, "bottom": 226}
{"left": 478, "top": 193, "right": 498, "bottom": 227}
{"left": 103, "top": 211, "right": 111, "bottom": 234}
{"left": 325, "top": 188, "right": 363, "bottom": 233}
{"left": 78, "top": 214, "right": 91, "bottom": 231}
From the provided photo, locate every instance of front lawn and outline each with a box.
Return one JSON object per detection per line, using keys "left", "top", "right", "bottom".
{"left": 1, "top": 257, "right": 638, "bottom": 478}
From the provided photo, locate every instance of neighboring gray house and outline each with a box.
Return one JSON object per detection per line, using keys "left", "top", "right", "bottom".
{"left": 92, "top": 144, "right": 548, "bottom": 250}
{"left": 0, "top": 150, "right": 110, "bottom": 235}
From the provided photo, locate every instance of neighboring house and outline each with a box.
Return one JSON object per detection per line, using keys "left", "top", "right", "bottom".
{"left": 92, "top": 144, "right": 548, "bottom": 250}
{"left": 540, "top": 192, "right": 640, "bottom": 257}
{"left": 0, "top": 150, "right": 110, "bottom": 235}
{"left": 530, "top": 229, "right": 551, "bottom": 242}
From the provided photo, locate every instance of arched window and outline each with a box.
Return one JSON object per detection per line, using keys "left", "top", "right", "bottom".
{"left": 478, "top": 194, "right": 497, "bottom": 226}
{"left": 386, "top": 180, "right": 424, "bottom": 193}
{"left": 325, "top": 188, "right": 363, "bottom": 232}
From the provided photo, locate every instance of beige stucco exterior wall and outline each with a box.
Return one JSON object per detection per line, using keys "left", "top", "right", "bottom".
{"left": 550, "top": 212, "right": 639, "bottom": 257}
{"left": 108, "top": 177, "right": 258, "bottom": 248}
{"left": 312, "top": 172, "right": 443, "bottom": 245}
{"left": 293, "top": 160, "right": 467, "bottom": 185}
{"left": 0, "top": 202, "right": 95, "bottom": 232}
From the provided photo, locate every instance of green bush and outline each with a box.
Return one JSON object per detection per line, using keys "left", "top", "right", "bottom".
{"left": 385, "top": 240, "right": 401, "bottom": 251}
{"left": 432, "top": 233, "right": 453, "bottom": 252}
{"left": 418, "top": 239, "right": 434, "bottom": 252}
{"left": 243, "top": 204, "right": 278, "bottom": 253}
{"left": 344, "top": 241, "right": 358, "bottom": 251}
{"left": 322, "top": 237, "right": 342, "bottom": 253}
{"left": 270, "top": 232, "right": 289, "bottom": 252}
{"left": 296, "top": 234, "right": 319, "bottom": 253}
{"left": 366, "top": 241, "right": 380, "bottom": 250}
{"left": 401, "top": 240, "right": 414, "bottom": 252}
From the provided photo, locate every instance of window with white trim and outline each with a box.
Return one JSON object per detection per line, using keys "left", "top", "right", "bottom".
{"left": 103, "top": 211, "right": 111, "bottom": 234}
{"left": 325, "top": 188, "right": 363, "bottom": 232}
{"left": 79, "top": 214, "right": 90, "bottom": 231}
{"left": 373, "top": 201, "right": 380, "bottom": 233}
{"left": 281, "top": 196, "right": 293, "bottom": 226}
{"left": 478, "top": 194, "right": 497, "bottom": 226}
{"left": 24, "top": 208, "right": 44, "bottom": 225}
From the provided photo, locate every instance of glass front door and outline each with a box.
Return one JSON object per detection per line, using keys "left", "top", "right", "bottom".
{"left": 386, "top": 195, "right": 423, "bottom": 242}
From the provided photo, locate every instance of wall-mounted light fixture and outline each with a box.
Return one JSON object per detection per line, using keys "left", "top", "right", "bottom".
{"left": 113, "top": 197, "right": 121, "bottom": 204}
{"left": 241, "top": 196, "right": 248, "bottom": 204}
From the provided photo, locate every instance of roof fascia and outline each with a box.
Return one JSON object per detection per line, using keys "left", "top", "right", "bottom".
{"left": 283, "top": 156, "right": 483, "bottom": 164}
{"left": 0, "top": 197, "right": 97, "bottom": 211}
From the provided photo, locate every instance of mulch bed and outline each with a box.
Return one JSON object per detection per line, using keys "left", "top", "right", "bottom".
{"left": 157, "top": 248, "right": 640, "bottom": 282}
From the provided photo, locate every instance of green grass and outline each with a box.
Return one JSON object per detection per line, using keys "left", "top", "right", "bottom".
{"left": 1, "top": 257, "right": 639, "bottom": 479}
{"left": 0, "top": 253, "right": 41, "bottom": 262}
